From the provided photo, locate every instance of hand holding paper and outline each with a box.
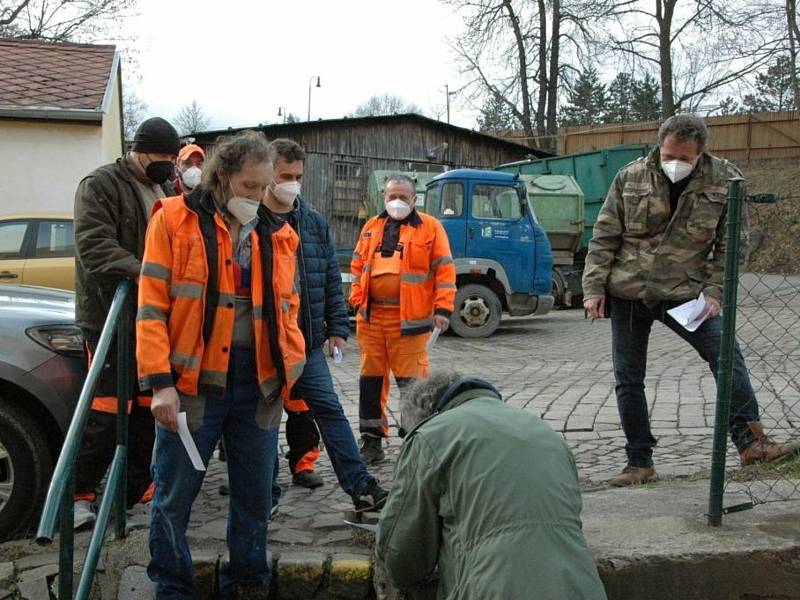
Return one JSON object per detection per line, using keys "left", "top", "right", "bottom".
{"left": 667, "top": 293, "right": 709, "bottom": 332}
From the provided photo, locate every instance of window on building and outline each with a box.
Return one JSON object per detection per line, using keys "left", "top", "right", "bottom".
{"left": 471, "top": 184, "right": 521, "bottom": 220}
{"left": 331, "top": 161, "right": 364, "bottom": 217}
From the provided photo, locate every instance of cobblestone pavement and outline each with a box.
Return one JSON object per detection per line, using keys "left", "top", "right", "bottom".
{"left": 186, "top": 274, "right": 799, "bottom": 550}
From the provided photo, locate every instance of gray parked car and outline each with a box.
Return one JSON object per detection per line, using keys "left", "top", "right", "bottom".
{"left": 0, "top": 285, "right": 85, "bottom": 540}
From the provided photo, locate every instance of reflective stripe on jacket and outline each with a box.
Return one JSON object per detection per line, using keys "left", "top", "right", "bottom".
{"left": 349, "top": 210, "right": 456, "bottom": 336}
{"left": 136, "top": 192, "right": 306, "bottom": 401}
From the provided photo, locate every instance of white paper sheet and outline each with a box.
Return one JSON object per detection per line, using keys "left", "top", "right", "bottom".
{"left": 177, "top": 412, "right": 206, "bottom": 471}
{"left": 426, "top": 326, "right": 442, "bottom": 352}
{"left": 344, "top": 520, "right": 378, "bottom": 532}
{"left": 666, "top": 293, "right": 708, "bottom": 332}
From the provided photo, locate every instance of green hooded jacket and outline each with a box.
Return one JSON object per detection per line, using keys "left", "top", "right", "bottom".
{"left": 376, "top": 387, "right": 607, "bottom": 600}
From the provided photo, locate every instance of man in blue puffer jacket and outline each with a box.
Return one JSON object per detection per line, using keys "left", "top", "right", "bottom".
{"left": 263, "top": 139, "right": 387, "bottom": 512}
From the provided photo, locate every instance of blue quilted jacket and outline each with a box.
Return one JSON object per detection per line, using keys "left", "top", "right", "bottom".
{"left": 286, "top": 198, "right": 350, "bottom": 350}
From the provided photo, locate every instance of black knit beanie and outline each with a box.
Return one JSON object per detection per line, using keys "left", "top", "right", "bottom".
{"left": 132, "top": 117, "right": 180, "bottom": 155}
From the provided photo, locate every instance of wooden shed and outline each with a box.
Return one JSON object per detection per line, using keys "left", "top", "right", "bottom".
{"left": 193, "top": 113, "right": 547, "bottom": 248}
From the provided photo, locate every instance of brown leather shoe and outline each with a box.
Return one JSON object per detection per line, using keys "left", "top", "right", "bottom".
{"left": 609, "top": 465, "right": 657, "bottom": 487}
{"left": 739, "top": 421, "right": 800, "bottom": 466}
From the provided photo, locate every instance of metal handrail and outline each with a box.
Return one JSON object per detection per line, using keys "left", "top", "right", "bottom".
{"left": 36, "top": 280, "right": 133, "bottom": 599}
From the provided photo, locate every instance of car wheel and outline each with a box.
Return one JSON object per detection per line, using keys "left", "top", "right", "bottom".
{"left": 449, "top": 284, "right": 502, "bottom": 338}
{"left": 0, "top": 398, "right": 53, "bottom": 541}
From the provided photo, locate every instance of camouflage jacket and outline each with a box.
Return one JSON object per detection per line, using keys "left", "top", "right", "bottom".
{"left": 582, "top": 146, "right": 744, "bottom": 306}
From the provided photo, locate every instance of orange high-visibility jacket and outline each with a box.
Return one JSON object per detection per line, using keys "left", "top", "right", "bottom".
{"left": 136, "top": 193, "right": 306, "bottom": 401}
{"left": 350, "top": 210, "right": 456, "bottom": 336}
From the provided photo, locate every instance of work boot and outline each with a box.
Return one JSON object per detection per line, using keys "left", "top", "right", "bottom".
{"left": 609, "top": 465, "right": 657, "bottom": 487}
{"left": 73, "top": 500, "right": 96, "bottom": 530}
{"left": 739, "top": 421, "right": 800, "bottom": 466}
{"left": 292, "top": 469, "right": 324, "bottom": 489}
{"left": 354, "top": 480, "right": 388, "bottom": 513}
{"left": 359, "top": 435, "right": 385, "bottom": 464}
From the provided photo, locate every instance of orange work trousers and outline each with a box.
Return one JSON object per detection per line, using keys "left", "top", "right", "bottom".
{"left": 357, "top": 305, "right": 429, "bottom": 438}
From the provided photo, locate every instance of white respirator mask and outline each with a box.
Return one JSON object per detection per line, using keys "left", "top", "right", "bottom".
{"left": 180, "top": 166, "right": 202, "bottom": 191}
{"left": 386, "top": 199, "right": 412, "bottom": 220}
{"left": 271, "top": 181, "right": 301, "bottom": 206}
{"left": 662, "top": 160, "right": 694, "bottom": 183}
{"left": 226, "top": 196, "right": 260, "bottom": 225}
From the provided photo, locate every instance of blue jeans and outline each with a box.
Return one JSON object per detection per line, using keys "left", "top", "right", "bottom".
{"left": 609, "top": 296, "right": 760, "bottom": 468}
{"left": 148, "top": 348, "right": 278, "bottom": 599}
{"left": 281, "top": 347, "right": 374, "bottom": 501}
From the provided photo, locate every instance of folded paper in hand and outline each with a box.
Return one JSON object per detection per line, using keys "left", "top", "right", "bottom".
{"left": 666, "top": 293, "right": 708, "bottom": 332}
{"left": 426, "top": 326, "right": 442, "bottom": 352}
{"left": 178, "top": 412, "right": 206, "bottom": 471}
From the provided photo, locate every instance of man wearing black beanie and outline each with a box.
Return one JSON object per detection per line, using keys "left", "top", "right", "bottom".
{"left": 71, "top": 117, "right": 180, "bottom": 530}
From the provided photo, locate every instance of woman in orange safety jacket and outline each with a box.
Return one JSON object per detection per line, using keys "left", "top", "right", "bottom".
{"left": 136, "top": 131, "right": 306, "bottom": 599}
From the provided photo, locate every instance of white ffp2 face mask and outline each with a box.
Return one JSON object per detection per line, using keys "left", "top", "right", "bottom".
{"left": 226, "top": 197, "right": 259, "bottom": 225}
{"left": 181, "top": 166, "right": 202, "bottom": 191}
{"left": 662, "top": 160, "right": 694, "bottom": 183}
{"left": 386, "top": 199, "right": 412, "bottom": 220}
{"left": 272, "top": 181, "right": 301, "bottom": 206}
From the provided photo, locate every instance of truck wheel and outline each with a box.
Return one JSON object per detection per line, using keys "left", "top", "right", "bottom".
{"left": 0, "top": 399, "right": 53, "bottom": 541}
{"left": 450, "top": 284, "right": 502, "bottom": 338}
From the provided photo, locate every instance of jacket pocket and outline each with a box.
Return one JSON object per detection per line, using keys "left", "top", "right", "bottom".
{"left": 686, "top": 192, "right": 725, "bottom": 239}
{"left": 173, "top": 233, "right": 207, "bottom": 282}
{"left": 622, "top": 184, "right": 650, "bottom": 235}
{"left": 408, "top": 240, "right": 433, "bottom": 271}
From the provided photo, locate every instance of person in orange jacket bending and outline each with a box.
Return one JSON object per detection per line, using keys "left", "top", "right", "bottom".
{"left": 137, "top": 131, "right": 307, "bottom": 599}
{"left": 350, "top": 174, "right": 456, "bottom": 464}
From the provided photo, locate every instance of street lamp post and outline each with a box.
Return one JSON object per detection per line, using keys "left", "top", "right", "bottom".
{"left": 445, "top": 83, "right": 457, "bottom": 124}
{"left": 307, "top": 75, "right": 321, "bottom": 121}
{"left": 277, "top": 106, "right": 286, "bottom": 124}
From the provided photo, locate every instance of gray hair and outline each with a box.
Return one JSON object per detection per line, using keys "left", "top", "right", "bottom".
{"left": 200, "top": 130, "right": 274, "bottom": 191}
{"left": 268, "top": 138, "right": 306, "bottom": 164}
{"left": 385, "top": 173, "right": 417, "bottom": 196}
{"left": 400, "top": 370, "right": 463, "bottom": 434}
{"left": 657, "top": 114, "right": 709, "bottom": 149}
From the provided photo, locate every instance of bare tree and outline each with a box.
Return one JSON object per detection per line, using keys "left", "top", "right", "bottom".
{"left": 444, "top": 0, "right": 633, "bottom": 150}
{"left": 174, "top": 100, "right": 209, "bottom": 136}
{"left": 607, "top": 1, "right": 783, "bottom": 117}
{"left": 122, "top": 89, "right": 146, "bottom": 141}
{"left": 350, "top": 94, "right": 422, "bottom": 117}
{"left": 785, "top": 0, "right": 800, "bottom": 107}
{"left": 0, "top": 0, "right": 136, "bottom": 41}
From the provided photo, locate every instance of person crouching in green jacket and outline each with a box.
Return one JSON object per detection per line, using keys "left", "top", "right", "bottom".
{"left": 376, "top": 371, "right": 607, "bottom": 600}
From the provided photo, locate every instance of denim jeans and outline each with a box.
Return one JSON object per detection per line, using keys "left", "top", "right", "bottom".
{"left": 609, "top": 296, "right": 760, "bottom": 468}
{"left": 283, "top": 347, "right": 374, "bottom": 500}
{"left": 148, "top": 348, "right": 278, "bottom": 599}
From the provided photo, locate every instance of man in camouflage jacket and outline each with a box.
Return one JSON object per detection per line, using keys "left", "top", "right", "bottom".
{"left": 583, "top": 114, "right": 797, "bottom": 486}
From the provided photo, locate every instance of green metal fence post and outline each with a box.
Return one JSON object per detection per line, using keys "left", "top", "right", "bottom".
{"left": 707, "top": 177, "right": 745, "bottom": 527}
{"left": 58, "top": 470, "right": 74, "bottom": 599}
{"left": 114, "top": 295, "right": 132, "bottom": 539}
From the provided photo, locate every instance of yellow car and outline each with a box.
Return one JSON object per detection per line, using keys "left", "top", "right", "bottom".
{"left": 0, "top": 214, "right": 75, "bottom": 291}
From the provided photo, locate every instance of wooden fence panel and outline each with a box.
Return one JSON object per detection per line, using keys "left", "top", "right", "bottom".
{"left": 557, "top": 111, "right": 800, "bottom": 161}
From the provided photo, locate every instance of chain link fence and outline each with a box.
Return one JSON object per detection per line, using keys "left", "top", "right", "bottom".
{"left": 713, "top": 191, "right": 800, "bottom": 520}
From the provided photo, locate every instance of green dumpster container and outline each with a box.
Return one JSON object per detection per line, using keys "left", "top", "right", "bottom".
{"left": 496, "top": 143, "right": 651, "bottom": 248}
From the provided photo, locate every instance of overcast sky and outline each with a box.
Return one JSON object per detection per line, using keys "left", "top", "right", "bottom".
{"left": 125, "top": 0, "right": 475, "bottom": 131}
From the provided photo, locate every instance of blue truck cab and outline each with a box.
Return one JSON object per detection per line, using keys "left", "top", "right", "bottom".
{"left": 425, "top": 169, "right": 554, "bottom": 337}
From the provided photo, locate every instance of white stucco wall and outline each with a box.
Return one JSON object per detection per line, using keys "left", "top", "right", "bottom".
{"left": 0, "top": 120, "right": 110, "bottom": 214}
{"left": 101, "top": 68, "right": 124, "bottom": 164}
